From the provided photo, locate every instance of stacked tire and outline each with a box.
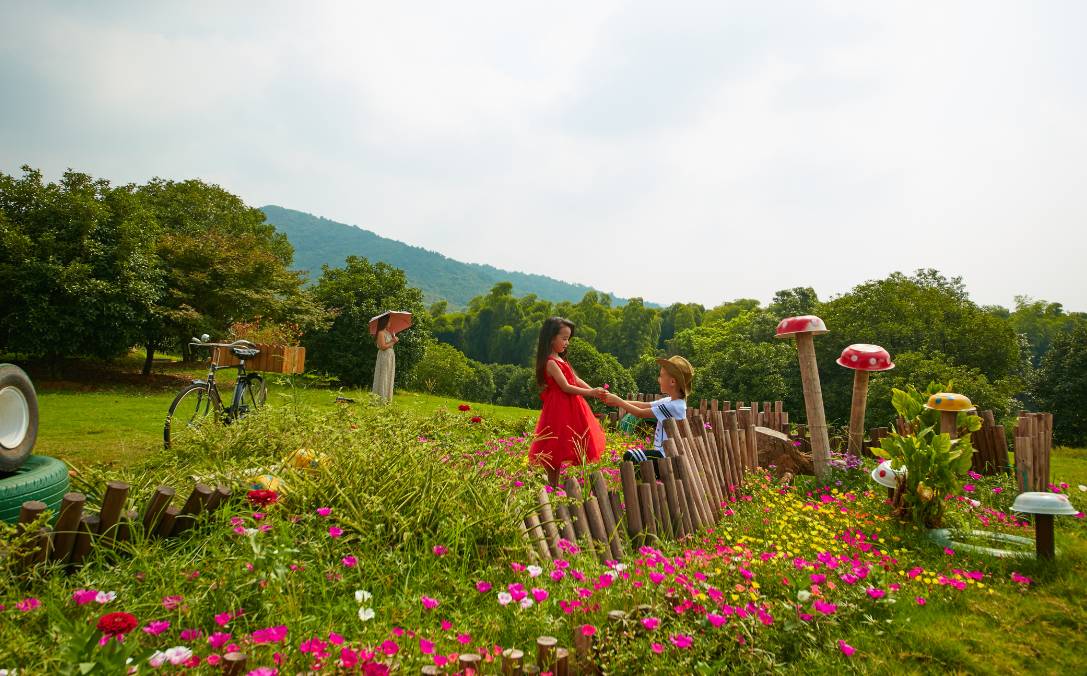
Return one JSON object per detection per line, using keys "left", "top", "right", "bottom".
{"left": 0, "top": 364, "right": 68, "bottom": 524}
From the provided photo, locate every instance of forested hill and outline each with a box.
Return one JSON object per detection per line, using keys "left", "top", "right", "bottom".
{"left": 260, "top": 205, "right": 629, "bottom": 308}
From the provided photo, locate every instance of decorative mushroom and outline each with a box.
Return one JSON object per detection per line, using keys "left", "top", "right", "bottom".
{"left": 775, "top": 315, "right": 831, "bottom": 477}
{"left": 870, "top": 459, "right": 907, "bottom": 502}
{"left": 1011, "top": 491, "right": 1079, "bottom": 559}
{"left": 837, "top": 344, "right": 895, "bottom": 458}
{"left": 923, "top": 392, "right": 975, "bottom": 439}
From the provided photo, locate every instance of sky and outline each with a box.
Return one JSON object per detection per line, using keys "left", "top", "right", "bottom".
{"left": 2, "top": 1, "right": 1085, "bottom": 311}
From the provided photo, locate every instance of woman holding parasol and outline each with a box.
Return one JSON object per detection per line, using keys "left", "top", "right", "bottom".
{"left": 370, "top": 311, "right": 412, "bottom": 402}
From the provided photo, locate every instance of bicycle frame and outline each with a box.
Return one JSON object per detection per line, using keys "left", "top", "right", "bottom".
{"left": 199, "top": 353, "right": 253, "bottom": 418}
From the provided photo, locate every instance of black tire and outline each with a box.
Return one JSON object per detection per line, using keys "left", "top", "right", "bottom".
{"left": 164, "top": 384, "right": 219, "bottom": 450}
{"left": 0, "top": 364, "right": 39, "bottom": 472}
{"left": 0, "top": 455, "right": 69, "bottom": 524}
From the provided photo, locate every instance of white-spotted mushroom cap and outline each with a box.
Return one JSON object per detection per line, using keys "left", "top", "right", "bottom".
{"left": 1011, "top": 492, "right": 1080, "bottom": 516}
{"left": 774, "top": 315, "right": 829, "bottom": 339}
{"left": 923, "top": 392, "right": 976, "bottom": 412}
{"left": 836, "top": 344, "right": 895, "bottom": 372}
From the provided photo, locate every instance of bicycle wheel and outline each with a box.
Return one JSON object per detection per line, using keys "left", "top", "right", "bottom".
{"left": 243, "top": 374, "right": 267, "bottom": 412}
{"left": 164, "top": 384, "right": 219, "bottom": 449}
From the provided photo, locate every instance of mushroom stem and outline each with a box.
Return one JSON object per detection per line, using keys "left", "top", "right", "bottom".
{"left": 939, "top": 410, "right": 958, "bottom": 439}
{"left": 1035, "top": 514, "right": 1055, "bottom": 560}
{"left": 795, "top": 332, "right": 831, "bottom": 477}
{"left": 847, "top": 369, "right": 870, "bottom": 458}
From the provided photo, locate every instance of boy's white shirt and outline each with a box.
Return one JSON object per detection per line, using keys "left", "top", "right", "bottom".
{"left": 650, "top": 396, "right": 687, "bottom": 452}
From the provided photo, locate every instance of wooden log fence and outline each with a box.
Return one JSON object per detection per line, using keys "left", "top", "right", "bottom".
{"left": 1014, "top": 412, "right": 1053, "bottom": 492}
{"left": 13, "top": 480, "right": 233, "bottom": 573}
{"left": 521, "top": 406, "right": 764, "bottom": 564}
{"left": 606, "top": 397, "right": 792, "bottom": 437}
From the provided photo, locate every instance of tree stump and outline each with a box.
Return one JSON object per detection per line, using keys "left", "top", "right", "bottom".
{"left": 755, "top": 427, "right": 814, "bottom": 477}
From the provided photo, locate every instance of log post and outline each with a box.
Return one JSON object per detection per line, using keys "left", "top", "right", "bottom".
{"left": 502, "top": 648, "right": 524, "bottom": 675}
{"left": 98, "top": 481, "right": 130, "bottom": 548}
{"left": 778, "top": 319, "right": 832, "bottom": 477}
{"left": 173, "top": 483, "right": 213, "bottom": 535}
{"left": 50, "top": 493, "right": 86, "bottom": 564}
{"left": 537, "top": 489, "right": 562, "bottom": 557}
{"left": 590, "top": 471, "right": 624, "bottom": 560}
{"left": 524, "top": 514, "right": 553, "bottom": 563}
{"left": 142, "top": 486, "right": 175, "bottom": 534}
{"left": 619, "top": 462, "right": 642, "bottom": 540}
{"left": 70, "top": 513, "right": 100, "bottom": 567}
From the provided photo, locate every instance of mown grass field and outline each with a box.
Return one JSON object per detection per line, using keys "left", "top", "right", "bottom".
{"left": 3, "top": 354, "right": 1086, "bottom": 673}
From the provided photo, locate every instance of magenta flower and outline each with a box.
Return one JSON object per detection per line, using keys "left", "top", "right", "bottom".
{"left": 180, "top": 628, "right": 203, "bottom": 641}
{"left": 421, "top": 596, "right": 439, "bottom": 610}
{"left": 580, "top": 624, "right": 597, "bottom": 637}
{"left": 706, "top": 613, "right": 727, "bottom": 628}
{"left": 342, "top": 556, "right": 358, "bottom": 568}
{"left": 670, "top": 634, "right": 693, "bottom": 649}
{"left": 531, "top": 588, "right": 549, "bottom": 604}
{"left": 15, "top": 598, "right": 40, "bottom": 612}
{"left": 839, "top": 640, "right": 856, "bottom": 656}
{"left": 866, "top": 588, "right": 886, "bottom": 600}
{"left": 162, "top": 595, "right": 184, "bottom": 611}
{"left": 380, "top": 640, "right": 399, "bottom": 656}
{"left": 814, "top": 600, "right": 837, "bottom": 615}
{"left": 419, "top": 639, "right": 435, "bottom": 655}
{"left": 651, "top": 642, "right": 664, "bottom": 654}
{"left": 143, "top": 620, "right": 170, "bottom": 636}
{"left": 208, "top": 632, "right": 232, "bottom": 649}
{"left": 642, "top": 617, "right": 660, "bottom": 631}
{"left": 250, "top": 625, "right": 288, "bottom": 644}
{"left": 432, "top": 545, "right": 448, "bottom": 557}
{"left": 316, "top": 507, "right": 332, "bottom": 517}
{"left": 1011, "top": 572, "right": 1032, "bottom": 585}
{"left": 916, "top": 597, "right": 927, "bottom": 606}
{"left": 328, "top": 526, "right": 344, "bottom": 538}
{"left": 456, "top": 633, "right": 471, "bottom": 645}
{"left": 475, "top": 581, "right": 492, "bottom": 593}
{"left": 72, "top": 589, "right": 98, "bottom": 606}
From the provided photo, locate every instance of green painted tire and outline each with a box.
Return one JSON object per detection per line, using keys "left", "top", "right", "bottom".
{"left": 927, "top": 528, "right": 1039, "bottom": 559}
{"left": 0, "top": 455, "right": 70, "bottom": 524}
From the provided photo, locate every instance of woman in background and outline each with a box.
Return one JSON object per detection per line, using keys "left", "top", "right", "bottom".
{"left": 372, "top": 314, "right": 398, "bottom": 402}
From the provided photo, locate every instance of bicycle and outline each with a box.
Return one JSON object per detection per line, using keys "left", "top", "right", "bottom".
{"left": 163, "top": 335, "right": 268, "bottom": 449}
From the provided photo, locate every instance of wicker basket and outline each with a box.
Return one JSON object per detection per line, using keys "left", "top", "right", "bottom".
{"left": 212, "top": 344, "right": 305, "bottom": 374}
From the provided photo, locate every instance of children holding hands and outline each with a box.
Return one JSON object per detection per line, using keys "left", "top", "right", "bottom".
{"left": 528, "top": 317, "right": 609, "bottom": 486}
{"left": 603, "top": 355, "right": 694, "bottom": 463}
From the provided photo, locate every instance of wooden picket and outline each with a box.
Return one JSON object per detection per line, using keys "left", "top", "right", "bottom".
{"left": 1015, "top": 412, "right": 1053, "bottom": 492}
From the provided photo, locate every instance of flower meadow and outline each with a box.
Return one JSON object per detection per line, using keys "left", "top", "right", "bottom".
{"left": 1, "top": 400, "right": 1085, "bottom": 673}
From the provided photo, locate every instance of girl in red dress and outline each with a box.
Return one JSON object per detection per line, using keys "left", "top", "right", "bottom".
{"left": 528, "top": 317, "right": 607, "bottom": 486}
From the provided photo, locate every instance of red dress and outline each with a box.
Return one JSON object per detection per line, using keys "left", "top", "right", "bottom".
{"left": 529, "top": 357, "right": 605, "bottom": 469}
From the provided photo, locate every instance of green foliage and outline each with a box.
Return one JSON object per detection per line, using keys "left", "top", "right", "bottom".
{"left": 769, "top": 286, "right": 819, "bottom": 318}
{"left": 815, "top": 269, "right": 1027, "bottom": 424}
{"left": 1034, "top": 323, "right": 1087, "bottom": 446}
{"left": 0, "top": 166, "right": 160, "bottom": 365}
{"left": 1009, "top": 295, "right": 1087, "bottom": 367}
{"left": 871, "top": 383, "right": 981, "bottom": 528}
{"left": 302, "top": 256, "right": 429, "bottom": 387}
{"left": 629, "top": 353, "right": 663, "bottom": 396}
{"left": 497, "top": 366, "right": 541, "bottom": 409}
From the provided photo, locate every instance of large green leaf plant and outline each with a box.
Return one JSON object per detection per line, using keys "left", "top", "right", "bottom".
{"left": 871, "top": 381, "right": 981, "bottom": 528}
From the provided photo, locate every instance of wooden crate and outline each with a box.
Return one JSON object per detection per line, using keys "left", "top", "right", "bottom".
{"left": 212, "top": 344, "right": 305, "bottom": 373}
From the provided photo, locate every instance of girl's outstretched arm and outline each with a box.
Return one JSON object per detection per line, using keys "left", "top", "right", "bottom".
{"left": 546, "top": 360, "right": 602, "bottom": 398}
{"left": 604, "top": 393, "right": 656, "bottom": 418}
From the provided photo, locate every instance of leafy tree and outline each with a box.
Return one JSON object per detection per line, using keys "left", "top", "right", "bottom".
{"left": 702, "top": 298, "right": 761, "bottom": 325}
{"left": 0, "top": 167, "right": 159, "bottom": 369}
{"left": 1009, "top": 296, "right": 1087, "bottom": 367}
{"left": 629, "top": 354, "right": 664, "bottom": 397}
{"left": 695, "top": 340, "right": 796, "bottom": 407}
{"left": 303, "top": 256, "right": 429, "bottom": 387}
{"left": 1033, "top": 324, "right": 1087, "bottom": 446}
{"left": 498, "top": 367, "right": 541, "bottom": 409}
{"left": 137, "top": 179, "right": 315, "bottom": 371}
{"left": 603, "top": 298, "right": 661, "bottom": 366}
{"left": 769, "top": 287, "right": 819, "bottom": 318}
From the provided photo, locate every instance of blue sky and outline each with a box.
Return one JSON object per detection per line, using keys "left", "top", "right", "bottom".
{"left": 2, "top": 1, "right": 1085, "bottom": 310}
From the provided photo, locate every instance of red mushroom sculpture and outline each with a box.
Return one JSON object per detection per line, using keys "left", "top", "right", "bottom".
{"left": 775, "top": 315, "right": 831, "bottom": 477}
{"left": 837, "top": 344, "right": 895, "bottom": 458}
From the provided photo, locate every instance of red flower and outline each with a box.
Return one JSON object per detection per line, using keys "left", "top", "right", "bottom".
{"left": 458, "top": 404, "right": 471, "bottom": 412}
{"left": 470, "top": 416, "right": 482, "bottom": 424}
{"left": 247, "top": 489, "right": 279, "bottom": 507}
{"left": 97, "top": 612, "right": 139, "bottom": 636}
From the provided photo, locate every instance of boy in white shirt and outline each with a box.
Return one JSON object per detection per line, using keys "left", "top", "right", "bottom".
{"left": 604, "top": 356, "right": 694, "bottom": 463}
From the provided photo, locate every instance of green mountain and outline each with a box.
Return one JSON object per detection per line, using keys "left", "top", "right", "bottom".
{"left": 260, "top": 205, "right": 633, "bottom": 308}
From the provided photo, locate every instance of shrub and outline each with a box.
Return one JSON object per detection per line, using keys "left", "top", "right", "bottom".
{"left": 1033, "top": 323, "right": 1087, "bottom": 446}
{"left": 565, "top": 338, "right": 635, "bottom": 411}
{"left": 498, "top": 367, "right": 540, "bottom": 409}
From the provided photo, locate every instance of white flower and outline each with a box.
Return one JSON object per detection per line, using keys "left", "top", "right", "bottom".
{"left": 358, "top": 607, "right": 375, "bottom": 622}
{"left": 519, "top": 597, "right": 535, "bottom": 609}
{"left": 354, "top": 590, "right": 372, "bottom": 604}
{"left": 969, "top": 499, "right": 981, "bottom": 507}
{"left": 613, "top": 563, "right": 628, "bottom": 572}
{"left": 244, "top": 528, "right": 258, "bottom": 536}
{"left": 95, "top": 591, "right": 116, "bottom": 604}
{"left": 526, "top": 565, "right": 543, "bottom": 578}
{"left": 797, "top": 590, "right": 811, "bottom": 602}
{"left": 497, "top": 592, "right": 513, "bottom": 606}
{"left": 148, "top": 652, "right": 167, "bottom": 668}
{"left": 1079, "top": 484, "right": 1086, "bottom": 492}
{"left": 164, "top": 647, "right": 193, "bottom": 666}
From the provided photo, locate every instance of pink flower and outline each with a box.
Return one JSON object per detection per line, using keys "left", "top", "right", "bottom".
{"left": 866, "top": 588, "right": 886, "bottom": 600}
{"left": 992, "top": 487, "right": 1003, "bottom": 494}
{"left": 247, "top": 668, "right": 277, "bottom": 676}
{"left": 143, "top": 620, "right": 170, "bottom": 636}
{"left": 706, "top": 613, "right": 727, "bottom": 628}
{"left": 419, "top": 639, "right": 435, "bottom": 655}
{"left": 916, "top": 597, "right": 927, "bottom": 606}
{"left": 531, "top": 588, "right": 549, "bottom": 604}
{"left": 328, "top": 526, "right": 344, "bottom": 538}
{"left": 670, "top": 634, "right": 693, "bottom": 649}
{"left": 962, "top": 484, "right": 975, "bottom": 493}
{"left": 421, "top": 596, "right": 439, "bottom": 610}
{"left": 316, "top": 507, "right": 332, "bottom": 517}
{"left": 162, "top": 595, "right": 185, "bottom": 611}
{"left": 432, "top": 545, "right": 448, "bottom": 557}
{"left": 1011, "top": 572, "right": 1032, "bottom": 585}
{"left": 839, "top": 640, "right": 856, "bottom": 656}
{"left": 72, "top": 589, "right": 98, "bottom": 605}
{"left": 580, "top": 624, "right": 597, "bottom": 637}
{"left": 16, "top": 598, "right": 41, "bottom": 612}
{"left": 214, "top": 612, "right": 233, "bottom": 627}
{"left": 642, "top": 617, "right": 660, "bottom": 631}
{"left": 943, "top": 547, "right": 955, "bottom": 556}
{"left": 251, "top": 625, "right": 288, "bottom": 644}
{"left": 180, "top": 628, "right": 203, "bottom": 641}
{"left": 208, "top": 632, "right": 232, "bottom": 649}
{"left": 814, "top": 600, "right": 837, "bottom": 615}
{"left": 380, "top": 640, "right": 400, "bottom": 656}
{"left": 457, "top": 633, "right": 471, "bottom": 645}
{"left": 342, "top": 556, "right": 358, "bottom": 568}
{"left": 476, "top": 581, "right": 492, "bottom": 593}
{"left": 651, "top": 643, "right": 664, "bottom": 654}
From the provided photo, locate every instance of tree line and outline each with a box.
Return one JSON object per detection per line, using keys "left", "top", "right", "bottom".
{"left": 2, "top": 165, "right": 1085, "bottom": 445}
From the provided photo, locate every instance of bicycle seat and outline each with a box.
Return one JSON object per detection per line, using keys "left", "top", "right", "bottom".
{"left": 231, "top": 347, "right": 260, "bottom": 358}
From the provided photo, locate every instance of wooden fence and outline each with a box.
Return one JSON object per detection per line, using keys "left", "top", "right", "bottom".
{"left": 14, "top": 480, "right": 232, "bottom": 572}
{"left": 606, "top": 397, "right": 790, "bottom": 435}
{"left": 523, "top": 407, "right": 762, "bottom": 564}
{"left": 1014, "top": 412, "right": 1052, "bottom": 492}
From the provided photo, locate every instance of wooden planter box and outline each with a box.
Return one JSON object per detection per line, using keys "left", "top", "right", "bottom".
{"left": 213, "top": 344, "right": 305, "bottom": 374}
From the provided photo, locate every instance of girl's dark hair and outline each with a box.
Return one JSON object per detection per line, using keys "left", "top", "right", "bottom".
{"left": 535, "top": 316, "right": 575, "bottom": 386}
{"left": 376, "top": 314, "right": 390, "bottom": 331}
